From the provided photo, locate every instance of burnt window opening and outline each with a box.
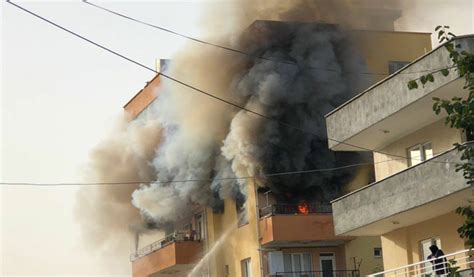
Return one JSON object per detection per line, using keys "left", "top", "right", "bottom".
{"left": 235, "top": 192, "right": 248, "bottom": 227}
{"left": 211, "top": 189, "right": 225, "bottom": 214}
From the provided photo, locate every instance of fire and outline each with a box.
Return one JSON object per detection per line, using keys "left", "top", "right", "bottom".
{"left": 297, "top": 201, "right": 309, "bottom": 215}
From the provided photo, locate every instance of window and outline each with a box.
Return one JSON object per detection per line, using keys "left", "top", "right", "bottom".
{"left": 224, "top": 264, "right": 230, "bottom": 277}
{"left": 236, "top": 198, "right": 248, "bottom": 227}
{"left": 388, "top": 61, "right": 410, "bottom": 74}
{"left": 408, "top": 143, "right": 433, "bottom": 166}
{"left": 374, "top": 248, "right": 382, "bottom": 258}
{"left": 195, "top": 213, "right": 205, "bottom": 241}
{"left": 284, "top": 253, "right": 313, "bottom": 273}
{"left": 241, "top": 258, "right": 252, "bottom": 277}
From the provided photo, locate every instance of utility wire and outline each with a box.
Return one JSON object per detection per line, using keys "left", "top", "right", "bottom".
{"left": 6, "top": 0, "right": 459, "bottom": 170}
{"left": 6, "top": 0, "right": 156, "bottom": 73}
{"left": 83, "top": 0, "right": 456, "bottom": 77}
{"left": 0, "top": 158, "right": 410, "bottom": 186}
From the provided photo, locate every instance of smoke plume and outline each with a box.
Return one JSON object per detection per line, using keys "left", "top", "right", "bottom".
{"left": 75, "top": 117, "right": 161, "bottom": 253}
{"left": 76, "top": 0, "right": 401, "bottom": 262}
{"left": 131, "top": 0, "right": 388, "bottom": 221}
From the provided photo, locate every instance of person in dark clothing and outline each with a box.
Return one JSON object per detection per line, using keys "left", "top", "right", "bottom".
{"left": 427, "top": 245, "right": 448, "bottom": 275}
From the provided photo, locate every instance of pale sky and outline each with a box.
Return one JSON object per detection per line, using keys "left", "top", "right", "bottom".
{"left": 1, "top": 0, "right": 473, "bottom": 276}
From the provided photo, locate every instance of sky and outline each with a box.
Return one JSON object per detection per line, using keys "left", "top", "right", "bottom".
{"left": 1, "top": 0, "right": 473, "bottom": 276}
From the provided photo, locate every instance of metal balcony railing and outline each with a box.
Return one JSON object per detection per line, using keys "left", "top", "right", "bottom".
{"left": 130, "top": 231, "right": 201, "bottom": 261}
{"left": 368, "top": 249, "right": 473, "bottom": 277}
{"left": 274, "top": 270, "right": 360, "bottom": 277}
{"left": 259, "top": 203, "right": 332, "bottom": 218}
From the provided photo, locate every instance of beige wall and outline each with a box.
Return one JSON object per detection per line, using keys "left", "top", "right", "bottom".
{"left": 373, "top": 119, "right": 463, "bottom": 181}
{"left": 284, "top": 246, "right": 346, "bottom": 271}
{"left": 354, "top": 31, "right": 432, "bottom": 83}
{"left": 343, "top": 165, "right": 375, "bottom": 194}
{"left": 381, "top": 211, "right": 466, "bottom": 270}
{"left": 345, "top": 237, "right": 384, "bottom": 276}
{"left": 342, "top": 170, "right": 384, "bottom": 276}
{"left": 207, "top": 179, "right": 262, "bottom": 277}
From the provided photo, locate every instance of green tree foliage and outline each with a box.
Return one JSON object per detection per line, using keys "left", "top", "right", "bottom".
{"left": 408, "top": 26, "right": 474, "bottom": 249}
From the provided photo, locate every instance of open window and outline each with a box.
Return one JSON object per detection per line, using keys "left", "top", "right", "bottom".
{"left": 241, "top": 258, "right": 252, "bottom": 277}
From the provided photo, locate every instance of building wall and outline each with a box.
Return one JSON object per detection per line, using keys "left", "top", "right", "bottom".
{"left": 282, "top": 246, "right": 346, "bottom": 271}
{"left": 380, "top": 211, "right": 466, "bottom": 270}
{"left": 123, "top": 74, "right": 160, "bottom": 119}
{"left": 345, "top": 237, "right": 384, "bottom": 276}
{"left": 353, "top": 31, "right": 432, "bottom": 83}
{"left": 342, "top": 165, "right": 375, "bottom": 195}
{"left": 373, "top": 119, "right": 463, "bottom": 181}
{"left": 342, "top": 168, "right": 383, "bottom": 276}
{"left": 206, "top": 179, "right": 262, "bottom": 277}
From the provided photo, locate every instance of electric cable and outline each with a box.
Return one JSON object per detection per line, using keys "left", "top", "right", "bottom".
{"left": 5, "top": 0, "right": 461, "bottom": 181}
{"left": 83, "top": 0, "right": 456, "bottom": 77}
{"left": 0, "top": 157, "right": 410, "bottom": 186}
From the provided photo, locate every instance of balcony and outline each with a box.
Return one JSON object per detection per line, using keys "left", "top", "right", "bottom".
{"left": 274, "top": 270, "right": 360, "bottom": 277}
{"left": 326, "top": 35, "right": 474, "bottom": 151}
{"left": 368, "top": 249, "right": 473, "bottom": 277}
{"left": 131, "top": 232, "right": 203, "bottom": 277}
{"left": 331, "top": 143, "right": 473, "bottom": 236}
{"left": 259, "top": 204, "right": 352, "bottom": 248}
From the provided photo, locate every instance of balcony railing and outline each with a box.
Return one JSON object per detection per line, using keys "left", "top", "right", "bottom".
{"left": 130, "top": 231, "right": 200, "bottom": 261}
{"left": 368, "top": 249, "right": 473, "bottom": 277}
{"left": 274, "top": 270, "right": 360, "bottom": 277}
{"left": 259, "top": 203, "right": 332, "bottom": 218}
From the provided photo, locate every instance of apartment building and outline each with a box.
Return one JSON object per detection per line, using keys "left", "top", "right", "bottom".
{"left": 326, "top": 35, "right": 474, "bottom": 276}
{"left": 124, "top": 22, "right": 434, "bottom": 277}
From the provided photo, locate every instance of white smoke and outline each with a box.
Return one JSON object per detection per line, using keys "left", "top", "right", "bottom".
{"left": 79, "top": 0, "right": 399, "bottom": 241}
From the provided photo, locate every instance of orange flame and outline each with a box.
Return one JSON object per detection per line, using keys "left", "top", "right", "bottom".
{"left": 297, "top": 201, "right": 309, "bottom": 215}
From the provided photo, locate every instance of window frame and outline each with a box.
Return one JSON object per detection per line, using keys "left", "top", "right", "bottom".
{"left": 407, "top": 142, "right": 433, "bottom": 166}
{"left": 374, "top": 247, "right": 383, "bottom": 258}
{"left": 241, "top": 258, "right": 252, "bottom": 277}
{"left": 283, "top": 252, "right": 313, "bottom": 273}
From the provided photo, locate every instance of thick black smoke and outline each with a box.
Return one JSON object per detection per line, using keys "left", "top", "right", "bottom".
{"left": 220, "top": 21, "right": 371, "bottom": 203}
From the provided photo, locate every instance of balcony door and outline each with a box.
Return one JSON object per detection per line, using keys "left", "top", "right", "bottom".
{"left": 320, "top": 253, "right": 336, "bottom": 277}
{"left": 420, "top": 237, "right": 441, "bottom": 277}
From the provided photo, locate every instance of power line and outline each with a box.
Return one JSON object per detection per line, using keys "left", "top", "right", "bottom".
{"left": 83, "top": 0, "right": 456, "bottom": 77}
{"left": 0, "top": 158, "right": 409, "bottom": 186}
{"left": 6, "top": 1, "right": 458, "bottom": 168}
{"left": 6, "top": 0, "right": 156, "bottom": 73}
